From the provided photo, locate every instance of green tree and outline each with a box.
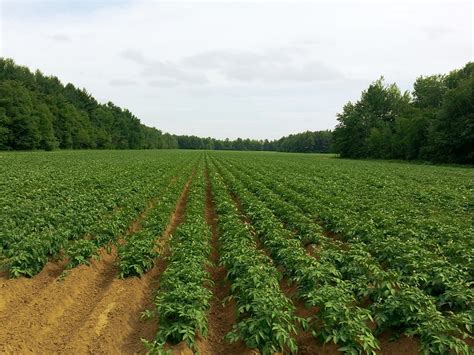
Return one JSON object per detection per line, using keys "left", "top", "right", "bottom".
{"left": 36, "top": 103, "right": 58, "bottom": 150}
{"left": 424, "top": 71, "right": 474, "bottom": 163}
{"left": 334, "top": 78, "right": 412, "bottom": 159}
{"left": 0, "top": 80, "right": 40, "bottom": 149}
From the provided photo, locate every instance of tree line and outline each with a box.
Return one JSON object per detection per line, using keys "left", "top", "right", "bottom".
{"left": 1, "top": 57, "right": 472, "bottom": 164}
{"left": 175, "top": 130, "right": 333, "bottom": 153}
{"left": 0, "top": 58, "right": 332, "bottom": 153}
{"left": 0, "top": 58, "right": 177, "bottom": 150}
{"left": 333, "top": 62, "right": 474, "bottom": 164}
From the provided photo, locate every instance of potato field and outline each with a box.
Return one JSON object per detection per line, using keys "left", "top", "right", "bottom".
{"left": 0, "top": 150, "right": 473, "bottom": 354}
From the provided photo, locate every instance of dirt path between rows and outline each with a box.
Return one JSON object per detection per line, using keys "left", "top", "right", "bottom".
{"left": 0, "top": 173, "right": 193, "bottom": 355}
{"left": 194, "top": 166, "right": 253, "bottom": 355}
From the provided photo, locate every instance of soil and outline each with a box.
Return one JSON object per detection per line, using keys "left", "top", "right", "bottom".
{"left": 0, "top": 175, "right": 193, "bottom": 355}
{"left": 197, "top": 167, "right": 254, "bottom": 355}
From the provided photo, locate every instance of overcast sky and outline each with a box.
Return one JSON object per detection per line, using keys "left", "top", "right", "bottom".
{"left": 1, "top": 0, "right": 472, "bottom": 139}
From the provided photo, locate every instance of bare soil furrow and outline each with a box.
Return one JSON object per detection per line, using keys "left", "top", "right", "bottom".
{"left": 0, "top": 174, "right": 193, "bottom": 355}
{"left": 196, "top": 167, "right": 252, "bottom": 355}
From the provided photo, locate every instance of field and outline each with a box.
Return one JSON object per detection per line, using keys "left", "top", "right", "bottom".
{"left": 0, "top": 150, "right": 473, "bottom": 354}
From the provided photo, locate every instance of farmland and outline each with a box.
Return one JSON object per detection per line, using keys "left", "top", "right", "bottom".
{"left": 0, "top": 150, "right": 473, "bottom": 354}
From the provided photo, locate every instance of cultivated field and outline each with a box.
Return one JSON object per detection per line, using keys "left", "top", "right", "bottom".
{"left": 0, "top": 150, "right": 473, "bottom": 354}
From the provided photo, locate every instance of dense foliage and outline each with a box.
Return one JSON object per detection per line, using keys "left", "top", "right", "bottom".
{"left": 333, "top": 62, "right": 474, "bottom": 164}
{"left": 0, "top": 58, "right": 178, "bottom": 150}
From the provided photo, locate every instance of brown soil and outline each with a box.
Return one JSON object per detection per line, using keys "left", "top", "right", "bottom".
{"left": 135, "top": 173, "right": 194, "bottom": 353}
{"left": 0, "top": 174, "right": 193, "bottom": 355}
{"left": 127, "top": 196, "right": 158, "bottom": 235}
{"left": 196, "top": 167, "right": 254, "bottom": 355}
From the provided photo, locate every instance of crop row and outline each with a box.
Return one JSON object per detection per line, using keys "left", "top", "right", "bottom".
{"left": 148, "top": 161, "right": 213, "bottom": 352}
{"left": 118, "top": 161, "right": 196, "bottom": 278}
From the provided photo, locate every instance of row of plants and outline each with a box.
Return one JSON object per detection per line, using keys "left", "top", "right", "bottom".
{"left": 67, "top": 156, "right": 197, "bottom": 270}
{"left": 0, "top": 150, "right": 199, "bottom": 277}
{"left": 211, "top": 158, "right": 379, "bottom": 354}
{"left": 117, "top": 161, "right": 196, "bottom": 277}
{"left": 208, "top": 163, "right": 300, "bottom": 354}
{"left": 147, "top": 163, "right": 213, "bottom": 352}
{"left": 215, "top": 156, "right": 473, "bottom": 354}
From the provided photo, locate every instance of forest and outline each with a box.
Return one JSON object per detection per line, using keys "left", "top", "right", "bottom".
{"left": 0, "top": 58, "right": 472, "bottom": 163}
{"left": 0, "top": 58, "right": 177, "bottom": 150}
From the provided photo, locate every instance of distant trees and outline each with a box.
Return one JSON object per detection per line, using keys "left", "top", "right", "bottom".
{"left": 175, "top": 130, "right": 333, "bottom": 153}
{"left": 0, "top": 58, "right": 178, "bottom": 150}
{"left": 333, "top": 62, "right": 473, "bottom": 164}
{"left": 272, "top": 130, "right": 333, "bottom": 153}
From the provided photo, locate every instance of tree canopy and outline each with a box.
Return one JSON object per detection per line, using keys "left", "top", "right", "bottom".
{"left": 0, "top": 58, "right": 178, "bottom": 150}
{"left": 333, "top": 62, "right": 474, "bottom": 164}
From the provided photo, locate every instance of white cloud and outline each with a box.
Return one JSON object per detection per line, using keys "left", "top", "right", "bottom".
{"left": 109, "top": 78, "right": 138, "bottom": 86}
{"left": 120, "top": 49, "right": 209, "bottom": 84}
{"left": 119, "top": 49, "right": 147, "bottom": 64}
{"left": 181, "top": 49, "right": 343, "bottom": 83}
{"left": 49, "top": 33, "right": 71, "bottom": 42}
{"left": 148, "top": 79, "right": 179, "bottom": 88}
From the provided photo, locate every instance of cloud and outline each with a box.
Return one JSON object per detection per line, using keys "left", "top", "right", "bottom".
{"left": 148, "top": 79, "right": 179, "bottom": 88}
{"left": 119, "top": 49, "right": 209, "bottom": 84}
{"left": 50, "top": 34, "right": 71, "bottom": 42}
{"left": 119, "top": 49, "right": 148, "bottom": 64}
{"left": 119, "top": 47, "right": 342, "bottom": 86}
{"left": 423, "top": 25, "right": 453, "bottom": 40}
{"left": 225, "top": 59, "right": 343, "bottom": 83}
{"left": 109, "top": 78, "right": 138, "bottom": 86}
{"left": 141, "top": 61, "right": 209, "bottom": 84}
{"left": 182, "top": 49, "right": 344, "bottom": 83}
{"left": 182, "top": 49, "right": 291, "bottom": 68}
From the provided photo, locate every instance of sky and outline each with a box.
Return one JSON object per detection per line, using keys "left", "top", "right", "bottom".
{"left": 1, "top": 0, "right": 473, "bottom": 139}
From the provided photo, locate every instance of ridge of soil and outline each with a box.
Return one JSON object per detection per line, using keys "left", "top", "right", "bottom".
{"left": 127, "top": 173, "right": 194, "bottom": 354}
{"left": 196, "top": 167, "right": 254, "bottom": 355}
